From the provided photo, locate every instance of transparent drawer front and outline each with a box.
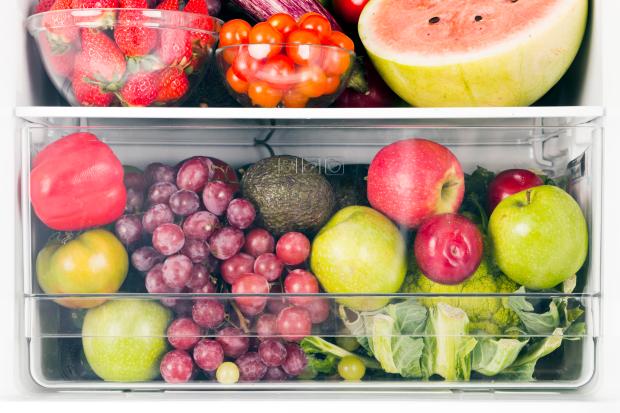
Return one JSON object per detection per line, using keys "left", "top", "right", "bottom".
{"left": 19, "top": 123, "right": 602, "bottom": 392}
{"left": 26, "top": 294, "right": 597, "bottom": 391}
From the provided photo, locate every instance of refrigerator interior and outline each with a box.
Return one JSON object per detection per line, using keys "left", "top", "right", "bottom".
{"left": 8, "top": 0, "right": 612, "bottom": 399}
{"left": 18, "top": 122, "right": 602, "bottom": 393}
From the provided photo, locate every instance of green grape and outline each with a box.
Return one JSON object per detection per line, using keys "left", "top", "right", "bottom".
{"left": 336, "top": 336, "right": 360, "bottom": 352}
{"left": 216, "top": 362, "right": 240, "bottom": 384}
{"left": 337, "top": 356, "right": 365, "bottom": 381}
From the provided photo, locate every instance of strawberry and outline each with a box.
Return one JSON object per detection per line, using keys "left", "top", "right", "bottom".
{"left": 72, "top": 71, "right": 114, "bottom": 106}
{"left": 34, "top": 0, "right": 57, "bottom": 13}
{"left": 114, "top": 0, "right": 158, "bottom": 57}
{"left": 75, "top": 29, "right": 127, "bottom": 86}
{"left": 71, "top": 0, "right": 119, "bottom": 27}
{"left": 118, "top": 72, "right": 159, "bottom": 106}
{"left": 155, "top": 67, "right": 189, "bottom": 104}
{"left": 158, "top": 29, "right": 193, "bottom": 67}
{"left": 43, "top": 0, "right": 78, "bottom": 45}
{"left": 39, "top": 32, "right": 76, "bottom": 77}
{"left": 71, "top": 0, "right": 119, "bottom": 8}
{"left": 156, "top": 0, "right": 179, "bottom": 10}
{"left": 183, "top": 0, "right": 207, "bottom": 14}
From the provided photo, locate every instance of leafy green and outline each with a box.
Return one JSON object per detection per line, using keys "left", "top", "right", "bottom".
{"left": 507, "top": 292, "right": 561, "bottom": 336}
{"left": 300, "top": 336, "right": 380, "bottom": 370}
{"left": 460, "top": 166, "right": 496, "bottom": 230}
{"left": 472, "top": 338, "right": 529, "bottom": 376}
{"left": 340, "top": 300, "right": 429, "bottom": 378}
{"left": 425, "top": 303, "right": 478, "bottom": 381}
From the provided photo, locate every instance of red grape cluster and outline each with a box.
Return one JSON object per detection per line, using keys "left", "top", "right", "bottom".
{"left": 115, "top": 156, "right": 328, "bottom": 383}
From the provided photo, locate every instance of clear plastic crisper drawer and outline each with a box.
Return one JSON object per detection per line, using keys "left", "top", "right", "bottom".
{"left": 18, "top": 121, "right": 602, "bottom": 392}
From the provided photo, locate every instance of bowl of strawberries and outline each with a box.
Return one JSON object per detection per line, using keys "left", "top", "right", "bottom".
{"left": 215, "top": 13, "right": 356, "bottom": 108}
{"left": 27, "top": 0, "right": 222, "bottom": 107}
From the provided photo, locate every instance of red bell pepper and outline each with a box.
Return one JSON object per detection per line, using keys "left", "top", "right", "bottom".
{"left": 30, "top": 132, "right": 126, "bottom": 231}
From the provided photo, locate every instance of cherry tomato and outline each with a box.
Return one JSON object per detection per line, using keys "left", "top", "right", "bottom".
{"left": 267, "top": 13, "right": 298, "bottom": 36}
{"left": 332, "top": 0, "right": 370, "bottom": 25}
{"left": 323, "top": 75, "right": 341, "bottom": 95}
{"left": 226, "top": 68, "right": 249, "bottom": 94}
{"left": 298, "top": 15, "right": 332, "bottom": 39}
{"left": 282, "top": 90, "right": 310, "bottom": 108}
{"left": 295, "top": 66, "right": 327, "bottom": 98}
{"left": 297, "top": 12, "right": 323, "bottom": 24}
{"left": 322, "top": 47, "right": 352, "bottom": 76}
{"left": 232, "top": 47, "right": 260, "bottom": 81}
{"left": 325, "top": 31, "right": 355, "bottom": 52}
{"left": 248, "top": 22, "right": 283, "bottom": 60}
{"left": 286, "top": 30, "right": 322, "bottom": 66}
{"left": 220, "top": 19, "right": 252, "bottom": 64}
{"left": 220, "top": 19, "right": 252, "bottom": 46}
{"left": 257, "top": 54, "right": 296, "bottom": 90}
{"left": 248, "top": 81, "right": 284, "bottom": 108}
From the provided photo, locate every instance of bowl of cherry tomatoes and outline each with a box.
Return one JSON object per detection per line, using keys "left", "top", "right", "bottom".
{"left": 215, "top": 13, "right": 356, "bottom": 108}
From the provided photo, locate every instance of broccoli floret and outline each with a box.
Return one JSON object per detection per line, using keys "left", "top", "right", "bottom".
{"left": 401, "top": 258, "right": 520, "bottom": 335}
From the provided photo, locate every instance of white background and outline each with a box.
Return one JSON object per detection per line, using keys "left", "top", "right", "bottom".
{"left": 1, "top": 0, "right": 619, "bottom": 411}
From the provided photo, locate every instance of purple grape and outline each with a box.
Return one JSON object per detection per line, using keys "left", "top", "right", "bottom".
{"left": 152, "top": 223, "right": 185, "bottom": 256}
{"left": 193, "top": 339, "right": 224, "bottom": 372}
{"left": 186, "top": 263, "right": 210, "bottom": 290}
{"left": 236, "top": 352, "right": 267, "bottom": 382}
{"left": 125, "top": 188, "right": 145, "bottom": 214}
{"left": 226, "top": 198, "right": 256, "bottom": 230}
{"left": 114, "top": 214, "right": 143, "bottom": 246}
{"left": 267, "top": 284, "right": 288, "bottom": 315}
{"left": 192, "top": 299, "right": 225, "bottom": 329}
{"left": 142, "top": 203, "right": 174, "bottom": 233}
{"left": 124, "top": 170, "right": 147, "bottom": 191}
{"left": 281, "top": 343, "right": 307, "bottom": 376}
{"left": 216, "top": 327, "right": 250, "bottom": 358}
{"left": 202, "top": 181, "right": 235, "bottom": 216}
{"left": 169, "top": 190, "right": 200, "bottom": 216}
{"left": 167, "top": 317, "right": 202, "bottom": 351}
{"left": 206, "top": 0, "right": 221, "bottom": 16}
{"left": 174, "top": 299, "right": 194, "bottom": 317}
{"left": 160, "top": 350, "right": 194, "bottom": 383}
{"left": 182, "top": 211, "right": 220, "bottom": 241}
{"left": 177, "top": 157, "right": 213, "bottom": 192}
{"left": 162, "top": 254, "right": 193, "bottom": 289}
{"left": 146, "top": 163, "right": 175, "bottom": 184}
{"left": 181, "top": 238, "right": 210, "bottom": 263}
{"left": 204, "top": 253, "right": 219, "bottom": 274}
{"left": 147, "top": 182, "right": 178, "bottom": 205}
{"left": 243, "top": 228, "right": 275, "bottom": 257}
{"left": 253, "top": 253, "right": 284, "bottom": 282}
{"left": 191, "top": 281, "right": 216, "bottom": 294}
{"left": 258, "top": 339, "right": 287, "bottom": 367}
{"left": 255, "top": 314, "right": 278, "bottom": 340}
{"left": 131, "top": 246, "right": 163, "bottom": 272}
{"left": 145, "top": 264, "right": 168, "bottom": 294}
{"left": 264, "top": 366, "right": 287, "bottom": 381}
{"left": 145, "top": 264, "right": 182, "bottom": 307}
{"left": 209, "top": 227, "right": 245, "bottom": 260}
{"left": 220, "top": 253, "right": 255, "bottom": 285}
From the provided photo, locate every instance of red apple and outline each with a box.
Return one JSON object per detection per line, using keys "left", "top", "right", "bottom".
{"left": 367, "top": 139, "right": 465, "bottom": 228}
{"left": 487, "top": 169, "right": 543, "bottom": 212}
{"left": 414, "top": 213, "right": 483, "bottom": 285}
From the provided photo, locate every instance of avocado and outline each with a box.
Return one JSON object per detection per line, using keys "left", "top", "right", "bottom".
{"left": 327, "top": 164, "right": 370, "bottom": 209}
{"left": 241, "top": 156, "right": 336, "bottom": 236}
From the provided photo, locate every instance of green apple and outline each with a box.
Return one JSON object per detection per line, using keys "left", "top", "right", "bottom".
{"left": 310, "top": 206, "right": 406, "bottom": 310}
{"left": 489, "top": 185, "right": 588, "bottom": 289}
{"left": 82, "top": 299, "right": 172, "bottom": 382}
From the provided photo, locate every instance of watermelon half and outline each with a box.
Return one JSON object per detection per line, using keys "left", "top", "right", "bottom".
{"left": 358, "top": 0, "right": 588, "bottom": 107}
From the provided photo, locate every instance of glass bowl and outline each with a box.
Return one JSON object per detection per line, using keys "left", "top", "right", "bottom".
{"left": 27, "top": 8, "right": 223, "bottom": 107}
{"left": 216, "top": 43, "right": 355, "bottom": 108}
